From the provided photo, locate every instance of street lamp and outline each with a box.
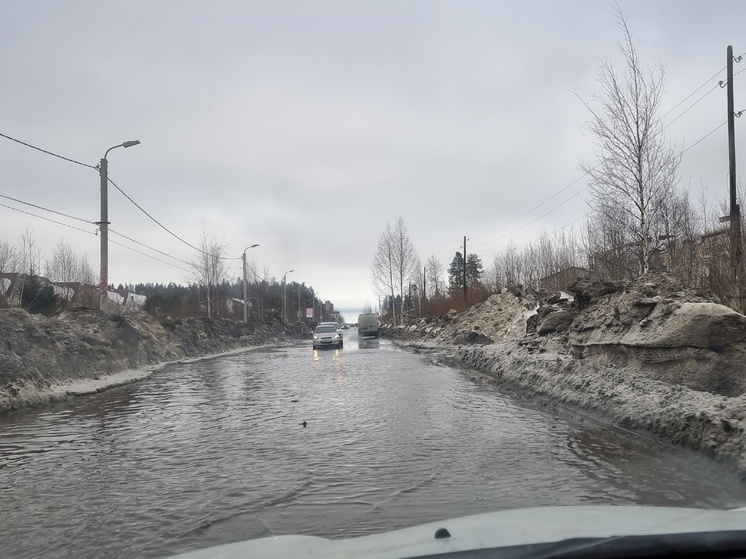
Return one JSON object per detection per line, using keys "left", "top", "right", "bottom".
{"left": 98, "top": 140, "right": 140, "bottom": 310}
{"left": 282, "top": 269, "right": 294, "bottom": 321}
{"left": 242, "top": 244, "right": 259, "bottom": 323}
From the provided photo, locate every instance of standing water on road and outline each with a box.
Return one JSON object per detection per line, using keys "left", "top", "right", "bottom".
{"left": 2, "top": 330, "right": 746, "bottom": 558}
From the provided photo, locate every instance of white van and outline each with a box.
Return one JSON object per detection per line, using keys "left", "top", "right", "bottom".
{"left": 357, "top": 313, "right": 379, "bottom": 338}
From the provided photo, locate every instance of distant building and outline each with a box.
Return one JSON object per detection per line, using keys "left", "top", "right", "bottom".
{"left": 539, "top": 267, "right": 591, "bottom": 292}
{"left": 0, "top": 272, "right": 145, "bottom": 310}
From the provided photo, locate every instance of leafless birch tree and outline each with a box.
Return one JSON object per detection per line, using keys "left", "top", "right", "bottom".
{"left": 425, "top": 255, "right": 445, "bottom": 297}
{"left": 372, "top": 223, "right": 397, "bottom": 323}
{"left": 392, "top": 217, "right": 418, "bottom": 324}
{"left": 580, "top": 6, "right": 679, "bottom": 275}
{"left": 191, "top": 229, "right": 229, "bottom": 318}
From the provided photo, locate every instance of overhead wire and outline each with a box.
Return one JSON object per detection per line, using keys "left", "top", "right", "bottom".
{"left": 108, "top": 228, "right": 194, "bottom": 267}
{"left": 0, "top": 192, "right": 94, "bottom": 224}
{"left": 477, "top": 212, "right": 591, "bottom": 259}
{"left": 107, "top": 176, "right": 241, "bottom": 260}
{"left": 469, "top": 56, "right": 745, "bottom": 245}
{"left": 0, "top": 130, "right": 235, "bottom": 263}
{"left": 476, "top": 116, "right": 739, "bottom": 261}
{"left": 0, "top": 202, "right": 195, "bottom": 273}
{"left": 0, "top": 132, "right": 97, "bottom": 170}
{"left": 0, "top": 201, "right": 95, "bottom": 236}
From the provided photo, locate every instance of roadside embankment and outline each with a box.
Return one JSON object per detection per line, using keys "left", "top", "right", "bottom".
{"left": 0, "top": 308, "right": 310, "bottom": 412}
{"left": 383, "top": 274, "right": 746, "bottom": 475}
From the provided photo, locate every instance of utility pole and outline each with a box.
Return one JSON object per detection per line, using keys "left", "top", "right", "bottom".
{"left": 242, "top": 252, "right": 248, "bottom": 322}
{"left": 282, "top": 269, "right": 294, "bottom": 321}
{"left": 463, "top": 235, "right": 467, "bottom": 302}
{"left": 241, "top": 244, "right": 259, "bottom": 323}
{"left": 98, "top": 140, "right": 140, "bottom": 311}
{"left": 728, "top": 45, "right": 742, "bottom": 311}
{"left": 99, "top": 156, "right": 108, "bottom": 310}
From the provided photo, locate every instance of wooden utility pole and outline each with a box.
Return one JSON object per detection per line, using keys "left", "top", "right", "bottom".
{"left": 463, "top": 236, "right": 468, "bottom": 301}
{"left": 727, "top": 45, "right": 742, "bottom": 311}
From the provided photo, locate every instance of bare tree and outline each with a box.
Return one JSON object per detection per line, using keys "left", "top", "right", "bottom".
{"left": 18, "top": 226, "right": 42, "bottom": 276}
{"left": 0, "top": 240, "right": 17, "bottom": 273}
{"left": 191, "top": 228, "right": 229, "bottom": 318}
{"left": 392, "top": 217, "right": 418, "bottom": 324}
{"left": 45, "top": 239, "right": 78, "bottom": 282}
{"left": 579, "top": 6, "right": 679, "bottom": 275}
{"left": 372, "top": 223, "right": 397, "bottom": 323}
{"left": 425, "top": 255, "right": 444, "bottom": 297}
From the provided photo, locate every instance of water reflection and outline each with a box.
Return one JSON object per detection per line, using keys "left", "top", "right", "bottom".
{"left": 357, "top": 338, "right": 380, "bottom": 349}
{"left": 2, "top": 343, "right": 746, "bottom": 559}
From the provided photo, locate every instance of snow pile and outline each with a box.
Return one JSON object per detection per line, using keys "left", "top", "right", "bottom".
{"left": 386, "top": 273, "right": 746, "bottom": 474}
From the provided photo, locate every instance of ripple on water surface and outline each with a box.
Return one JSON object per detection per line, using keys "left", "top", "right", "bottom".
{"left": 1, "top": 338, "right": 746, "bottom": 558}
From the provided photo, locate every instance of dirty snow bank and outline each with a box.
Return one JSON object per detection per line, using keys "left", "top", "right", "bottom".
{"left": 384, "top": 274, "right": 746, "bottom": 474}
{"left": 454, "top": 343, "right": 746, "bottom": 473}
{"left": 0, "top": 308, "right": 310, "bottom": 412}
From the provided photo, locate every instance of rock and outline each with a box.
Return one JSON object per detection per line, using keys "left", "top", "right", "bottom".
{"left": 546, "top": 292, "right": 562, "bottom": 304}
{"left": 537, "top": 310, "right": 574, "bottom": 335}
{"left": 569, "top": 277, "right": 626, "bottom": 308}
{"left": 622, "top": 302, "right": 746, "bottom": 348}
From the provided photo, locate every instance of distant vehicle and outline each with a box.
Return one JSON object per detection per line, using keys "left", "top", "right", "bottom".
{"left": 320, "top": 321, "right": 342, "bottom": 333}
{"left": 313, "top": 324, "right": 343, "bottom": 349}
{"left": 357, "top": 313, "right": 379, "bottom": 338}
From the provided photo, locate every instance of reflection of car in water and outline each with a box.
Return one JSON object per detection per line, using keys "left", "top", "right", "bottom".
{"left": 167, "top": 505, "right": 746, "bottom": 558}
{"left": 358, "top": 335, "right": 380, "bottom": 349}
{"left": 312, "top": 324, "right": 343, "bottom": 349}
{"left": 357, "top": 313, "right": 379, "bottom": 338}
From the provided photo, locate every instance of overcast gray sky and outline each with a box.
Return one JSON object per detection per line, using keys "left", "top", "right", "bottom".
{"left": 1, "top": 0, "right": 745, "bottom": 318}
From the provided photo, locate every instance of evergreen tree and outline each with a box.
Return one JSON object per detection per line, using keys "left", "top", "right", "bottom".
{"left": 466, "top": 253, "right": 484, "bottom": 287}
{"left": 448, "top": 252, "right": 465, "bottom": 290}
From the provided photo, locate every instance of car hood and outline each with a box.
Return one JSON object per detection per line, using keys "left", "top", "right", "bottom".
{"left": 165, "top": 506, "right": 746, "bottom": 558}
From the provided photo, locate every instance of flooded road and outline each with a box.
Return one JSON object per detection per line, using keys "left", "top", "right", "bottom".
{"left": 2, "top": 329, "right": 746, "bottom": 558}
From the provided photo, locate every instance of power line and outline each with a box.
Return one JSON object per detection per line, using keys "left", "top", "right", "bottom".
{"left": 473, "top": 187, "right": 589, "bottom": 248}
{"left": 470, "top": 60, "right": 743, "bottom": 243}
{"left": 0, "top": 132, "right": 97, "bottom": 170}
{"left": 0, "top": 192, "right": 94, "bottom": 224}
{"left": 0, "top": 200, "right": 193, "bottom": 275}
{"left": 679, "top": 119, "right": 729, "bottom": 155}
{"left": 109, "top": 228, "right": 194, "bottom": 267}
{"left": 476, "top": 117, "right": 736, "bottom": 260}
{"left": 107, "top": 176, "right": 241, "bottom": 260}
{"left": 662, "top": 82, "right": 721, "bottom": 131}
{"left": 470, "top": 173, "right": 590, "bottom": 242}
{"left": 478, "top": 212, "right": 590, "bottom": 259}
{"left": 661, "top": 66, "right": 726, "bottom": 120}
{"left": 0, "top": 201, "right": 95, "bottom": 235}
{"left": 108, "top": 238, "right": 192, "bottom": 276}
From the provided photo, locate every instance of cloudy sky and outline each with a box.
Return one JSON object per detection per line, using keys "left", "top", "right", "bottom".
{"left": 1, "top": 0, "right": 745, "bottom": 318}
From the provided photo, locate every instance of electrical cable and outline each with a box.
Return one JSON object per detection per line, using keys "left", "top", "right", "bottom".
{"left": 476, "top": 116, "right": 738, "bottom": 260}
{"left": 108, "top": 238, "right": 192, "bottom": 275}
{"left": 0, "top": 201, "right": 193, "bottom": 274}
{"left": 477, "top": 212, "right": 590, "bottom": 259}
{"left": 108, "top": 228, "right": 194, "bottom": 267}
{"left": 0, "top": 201, "right": 95, "bottom": 235}
{"left": 107, "top": 176, "right": 241, "bottom": 260}
{"left": 472, "top": 186, "right": 590, "bottom": 247}
{"left": 0, "top": 132, "right": 97, "bottom": 170}
{"left": 0, "top": 192, "right": 94, "bottom": 224}
{"left": 470, "top": 59, "right": 744, "bottom": 244}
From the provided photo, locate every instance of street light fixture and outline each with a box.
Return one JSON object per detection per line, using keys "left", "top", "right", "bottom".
{"left": 282, "top": 269, "right": 294, "bottom": 321}
{"left": 98, "top": 140, "right": 140, "bottom": 310}
{"left": 241, "top": 244, "right": 259, "bottom": 323}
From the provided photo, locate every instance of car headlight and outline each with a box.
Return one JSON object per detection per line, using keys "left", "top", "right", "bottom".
{"left": 313, "top": 335, "right": 319, "bottom": 340}
{"left": 333, "top": 334, "right": 341, "bottom": 340}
